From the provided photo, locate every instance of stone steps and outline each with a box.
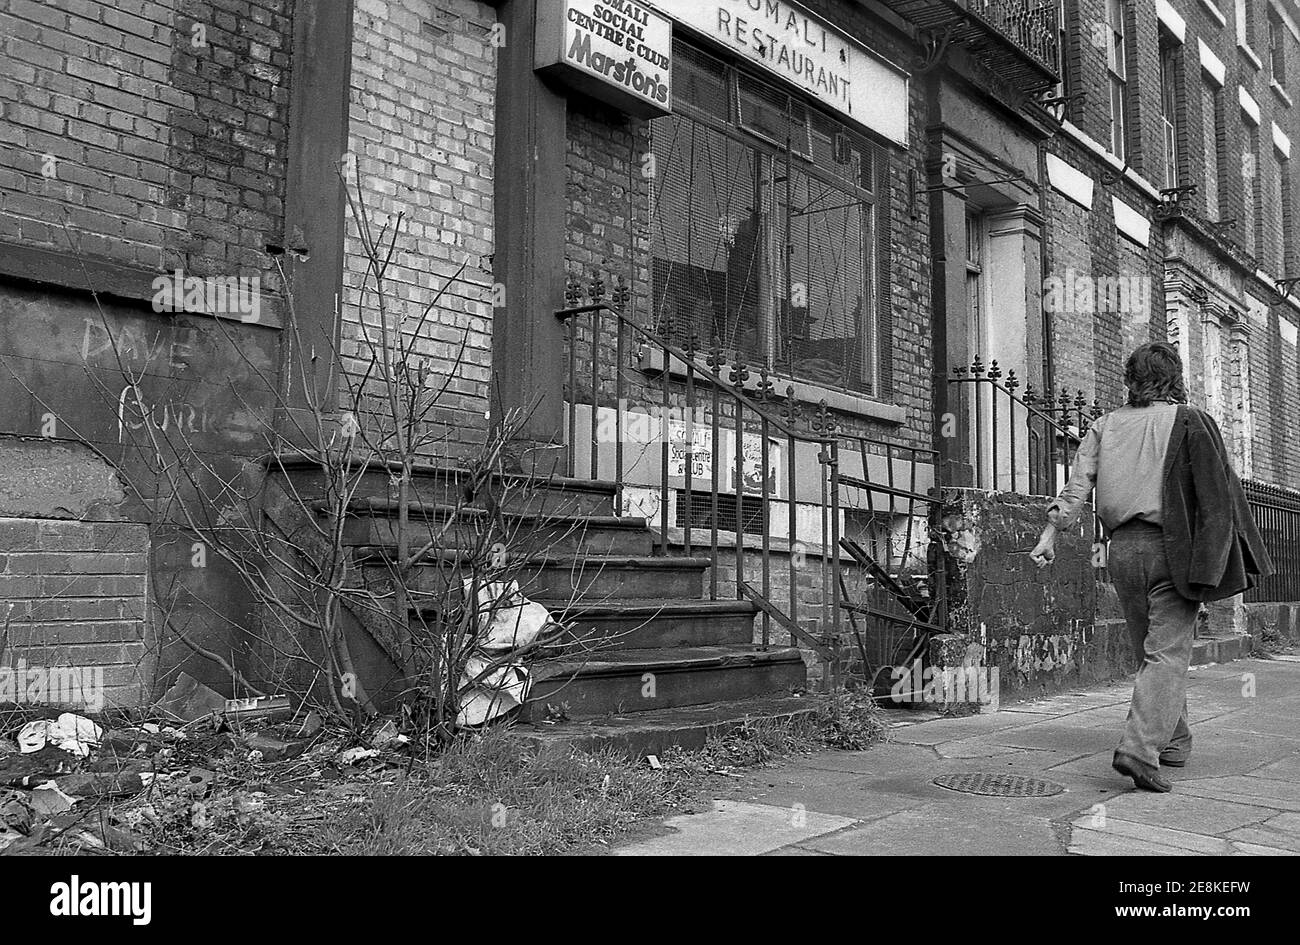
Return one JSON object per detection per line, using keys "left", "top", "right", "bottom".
{"left": 519, "top": 645, "right": 807, "bottom": 721}
{"left": 280, "top": 459, "right": 810, "bottom": 742}
{"left": 514, "top": 694, "right": 818, "bottom": 757}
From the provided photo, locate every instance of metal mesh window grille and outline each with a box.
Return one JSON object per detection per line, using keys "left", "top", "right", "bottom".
{"left": 674, "top": 489, "right": 766, "bottom": 536}
{"left": 649, "top": 39, "right": 888, "bottom": 396}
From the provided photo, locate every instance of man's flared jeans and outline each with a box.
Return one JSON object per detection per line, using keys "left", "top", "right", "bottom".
{"left": 1108, "top": 520, "right": 1200, "bottom": 769}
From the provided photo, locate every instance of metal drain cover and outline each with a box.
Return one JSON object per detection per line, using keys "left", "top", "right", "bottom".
{"left": 932, "top": 773, "right": 1065, "bottom": 797}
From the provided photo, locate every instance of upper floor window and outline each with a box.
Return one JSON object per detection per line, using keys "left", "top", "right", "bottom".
{"left": 1201, "top": 76, "right": 1223, "bottom": 219}
{"left": 1268, "top": 5, "right": 1288, "bottom": 87}
{"left": 1055, "top": 0, "right": 1074, "bottom": 108}
{"left": 1106, "top": 0, "right": 1130, "bottom": 160}
{"left": 1272, "top": 150, "right": 1291, "bottom": 274}
{"left": 1243, "top": 123, "right": 1262, "bottom": 256}
{"left": 1160, "top": 39, "right": 1181, "bottom": 188}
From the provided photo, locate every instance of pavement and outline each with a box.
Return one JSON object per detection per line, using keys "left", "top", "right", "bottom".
{"left": 613, "top": 655, "right": 1300, "bottom": 856}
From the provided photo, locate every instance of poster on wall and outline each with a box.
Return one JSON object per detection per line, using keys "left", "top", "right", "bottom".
{"left": 534, "top": 0, "right": 673, "bottom": 118}
{"left": 666, "top": 422, "right": 779, "bottom": 495}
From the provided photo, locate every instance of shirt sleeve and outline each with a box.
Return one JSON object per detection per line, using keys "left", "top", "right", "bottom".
{"left": 1047, "top": 418, "right": 1103, "bottom": 529}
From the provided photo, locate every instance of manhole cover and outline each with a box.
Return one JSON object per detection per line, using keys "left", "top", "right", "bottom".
{"left": 932, "top": 773, "right": 1065, "bottom": 797}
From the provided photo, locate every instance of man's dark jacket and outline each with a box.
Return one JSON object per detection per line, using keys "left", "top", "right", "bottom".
{"left": 1161, "top": 406, "right": 1273, "bottom": 601}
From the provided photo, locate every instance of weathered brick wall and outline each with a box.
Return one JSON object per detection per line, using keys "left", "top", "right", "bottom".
{"left": 1041, "top": 155, "right": 1165, "bottom": 411}
{"left": 0, "top": 0, "right": 297, "bottom": 707}
{"left": 0, "top": 518, "right": 151, "bottom": 709}
{"left": 343, "top": 0, "right": 496, "bottom": 458}
{"left": 0, "top": 0, "right": 291, "bottom": 285}
{"left": 1061, "top": 0, "right": 1166, "bottom": 186}
{"left": 0, "top": 438, "right": 152, "bottom": 708}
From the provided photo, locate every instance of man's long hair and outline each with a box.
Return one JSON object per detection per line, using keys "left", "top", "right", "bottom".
{"left": 1125, "top": 342, "right": 1189, "bottom": 406}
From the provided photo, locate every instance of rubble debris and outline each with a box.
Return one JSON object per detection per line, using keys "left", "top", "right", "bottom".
{"left": 224, "top": 694, "right": 293, "bottom": 724}
{"left": 0, "top": 737, "right": 18, "bottom": 755}
{"left": 242, "top": 733, "right": 308, "bottom": 763}
{"left": 295, "top": 711, "right": 323, "bottom": 739}
{"left": 1, "top": 745, "right": 78, "bottom": 787}
{"left": 369, "top": 719, "right": 408, "bottom": 750}
{"left": 27, "top": 781, "right": 77, "bottom": 816}
{"left": 1, "top": 789, "right": 33, "bottom": 833}
{"left": 179, "top": 767, "right": 215, "bottom": 798}
{"left": 337, "top": 747, "right": 377, "bottom": 766}
{"left": 154, "top": 672, "right": 227, "bottom": 723}
{"left": 17, "top": 713, "right": 103, "bottom": 757}
{"left": 55, "top": 771, "right": 147, "bottom": 798}
{"left": 101, "top": 728, "right": 163, "bottom": 755}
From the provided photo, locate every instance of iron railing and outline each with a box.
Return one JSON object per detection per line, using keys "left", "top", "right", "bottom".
{"left": 556, "top": 273, "right": 945, "bottom": 686}
{"left": 964, "top": 0, "right": 1060, "bottom": 70}
{"left": 1243, "top": 480, "right": 1300, "bottom": 603}
{"left": 882, "top": 0, "right": 1060, "bottom": 91}
{"left": 947, "top": 358, "right": 1101, "bottom": 496}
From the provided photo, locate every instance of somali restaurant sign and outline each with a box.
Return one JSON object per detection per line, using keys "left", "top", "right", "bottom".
{"left": 535, "top": 0, "right": 673, "bottom": 118}
{"left": 650, "top": 0, "right": 909, "bottom": 145}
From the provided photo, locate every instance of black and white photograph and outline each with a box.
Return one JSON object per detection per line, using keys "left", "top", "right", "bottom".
{"left": 0, "top": 0, "right": 1295, "bottom": 906}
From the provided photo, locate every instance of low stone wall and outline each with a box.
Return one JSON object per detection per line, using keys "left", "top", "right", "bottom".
{"left": 936, "top": 488, "right": 1134, "bottom": 705}
{"left": 1242, "top": 601, "right": 1300, "bottom": 647}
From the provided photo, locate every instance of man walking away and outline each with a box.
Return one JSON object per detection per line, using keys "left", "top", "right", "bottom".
{"left": 1030, "top": 343, "right": 1272, "bottom": 792}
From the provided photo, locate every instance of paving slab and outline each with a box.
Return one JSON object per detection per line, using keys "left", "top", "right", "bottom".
{"left": 613, "top": 799, "right": 855, "bottom": 856}
{"left": 798, "top": 805, "right": 1064, "bottom": 856}
{"left": 1226, "top": 812, "right": 1300, "bottom": 852}
{"left": 1174, "top": 775, "right": 1300, "bottom": 812}
{"left": 612, "top": 657, "right": 1300, "bottom": 856}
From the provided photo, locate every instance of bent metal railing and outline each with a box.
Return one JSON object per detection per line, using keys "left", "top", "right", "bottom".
{"left": 555, "top": 273, "right": 945, "bottom": 687}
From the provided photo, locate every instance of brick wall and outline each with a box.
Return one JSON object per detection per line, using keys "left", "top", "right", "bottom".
{"left": 0, "top": 517, "right": 151, "bottom": 709}
{"left": 343, "top": 0, "right": 496, "bottom": 458}
{"left": 0, "top": 0, "right": 292, "bottom": 285}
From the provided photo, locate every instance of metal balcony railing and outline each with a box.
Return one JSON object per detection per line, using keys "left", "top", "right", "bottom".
{"left": 883, "top": 0, "right": 1061, "bottom": 92}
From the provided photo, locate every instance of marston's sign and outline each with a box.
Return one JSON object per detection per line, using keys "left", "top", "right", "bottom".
{"left": 535, "top": 0, "right": 673, "bottom": 118}
{"left": 650, "top": 0, "right": 909, "bottom": 144}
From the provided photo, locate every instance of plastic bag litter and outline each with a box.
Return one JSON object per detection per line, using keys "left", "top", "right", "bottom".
{"left": 464, "top": 579, "right": 554, "bottom": 651}
{"left": 456, "top": 657, "right": 530, "bottom": 728}
{"left": 455, "top": 580, "right": 553, "bottom": 726}
{"left": 17, "top": 714, "right": 103, "bottom": 757}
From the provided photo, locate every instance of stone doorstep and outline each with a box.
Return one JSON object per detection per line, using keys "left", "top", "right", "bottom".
{"left": 1191, "top": 632, "right": 1254, "bottom": 667}
{"left": 513, "top": 693, "right": 818, "bottom": 758}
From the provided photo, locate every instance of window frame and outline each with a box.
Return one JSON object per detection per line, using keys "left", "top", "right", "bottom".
{"left": 1159, "top": 38, "right": 1182, "bottom": 188}
{"left": 1268, "top": 5, "right": 1288, "bottom": 87}
{"left": 1106, "top": 0, "right": 1131, "bottom": 161}
{"left": 650, "top": 42, "right": 889, "bottom": 398}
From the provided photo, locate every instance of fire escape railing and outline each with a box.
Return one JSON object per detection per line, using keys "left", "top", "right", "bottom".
{"left": 963, "top": 0, "right": 1059, "bottom": 71}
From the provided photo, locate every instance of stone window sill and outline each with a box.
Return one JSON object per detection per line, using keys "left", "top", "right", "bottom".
{"left": 638, "top": 346, "right": 906, "bottom": 424}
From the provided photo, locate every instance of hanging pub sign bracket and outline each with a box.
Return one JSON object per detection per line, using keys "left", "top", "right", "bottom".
{"left": 534, "top": 0, "right": 673, "bottom": 118}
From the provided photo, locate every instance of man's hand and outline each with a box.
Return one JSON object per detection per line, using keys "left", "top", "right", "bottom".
{"left": 1030, "top": 525, "right": 1057, "bottom": 569}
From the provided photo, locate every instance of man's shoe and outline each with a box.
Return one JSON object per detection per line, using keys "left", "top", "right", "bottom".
{"left": 1113, "top": 754, "right": 1173, "bottom": 792}
{"left": 1158, "top": 752, "right": 1188, "bottom": 768}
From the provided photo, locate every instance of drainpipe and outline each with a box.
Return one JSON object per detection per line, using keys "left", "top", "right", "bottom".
{"left": 1036, "top": 137, "right": 1055, "bottom": 399}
